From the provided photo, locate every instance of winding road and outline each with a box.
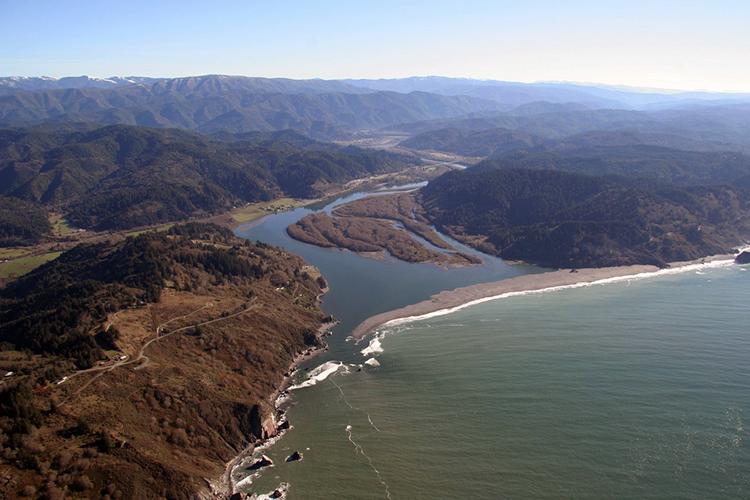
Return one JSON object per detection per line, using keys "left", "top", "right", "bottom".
{"left": 57, "top": 299, "right": 257, "bottom": 406}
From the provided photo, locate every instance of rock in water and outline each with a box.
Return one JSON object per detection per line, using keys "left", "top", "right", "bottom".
{"left": 736, "top": 251, "right": 750, "bottom": 264}
{"left": 247, "top": 454, "right": 274, "bottom": 471}
{"left": 364, "top": 357, "right": 381, "bottom": 367}
{"left": 286, "top": 450, "right": 303, "bottom": 462}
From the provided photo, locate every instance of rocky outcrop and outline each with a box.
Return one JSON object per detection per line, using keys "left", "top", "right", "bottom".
{"left": 736, "top": 251, "right": 750, "bottom": 264}
{"left": 364, "top": 357, "right": 381, "bottom": 367}
{"left": 249, "top": 404, "right": 279, "bottom": 441}
{"left": 285, "top": 451, "right": 303, "bottom": 462}
{"left": 247, "top": 454, "right": 274, "bottom": 471}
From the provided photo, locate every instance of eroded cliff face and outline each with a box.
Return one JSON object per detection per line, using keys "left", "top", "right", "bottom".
{"left": 0, "top": 224, "right": 328, "bottom": 499}
{"left": 249, "top": 403, "right": 281, "bottom": 441}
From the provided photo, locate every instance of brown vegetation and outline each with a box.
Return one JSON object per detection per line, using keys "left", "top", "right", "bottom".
{"left": 0, "top": 224, "right": 327, "bottom": 498}
{"left": 287, "top": 193, "right": 480, "bottom": 266}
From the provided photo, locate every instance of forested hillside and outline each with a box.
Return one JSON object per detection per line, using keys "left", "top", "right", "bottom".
{"left": 484, "top": 145, "right": 750, "bottom": 186}
{"left": 420, "top": 168, "right": 750, "bottom": 268}
{"left": 0, "top": 125, "right": 416, "bottom": 231}
{"left": 0, "top": 196, "right": 51, "bottom": 245}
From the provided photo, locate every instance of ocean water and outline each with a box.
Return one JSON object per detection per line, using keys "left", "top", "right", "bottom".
{"left": 236, "top": 191, "right": 750, "bottom": 499}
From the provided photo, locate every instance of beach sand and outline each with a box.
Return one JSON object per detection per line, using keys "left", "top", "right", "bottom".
{"left": 351, "top": 253, "right": 739, "bottom": 340}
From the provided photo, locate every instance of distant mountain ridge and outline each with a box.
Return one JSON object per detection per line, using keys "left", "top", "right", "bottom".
{"left": 2, "top": 75, "right": 750, "bottom": 141}
{"left": 0, "top": 75, "right": 361, "bottom": 94}
{"left": 395, "top": 106, "right": 750, "bottom": 154}
{"left": 0, "top": 75, "right": 505, "bottom": 139}
{"left": 0, "top": 75, "right": 156, "bottom": 93}
{"left": 344, "top": 76, "right": 750, "bottom": 109}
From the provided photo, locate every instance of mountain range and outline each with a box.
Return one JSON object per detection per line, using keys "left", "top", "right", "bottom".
{"left": 2, "top": 75, "right": 750, "bottom": 141}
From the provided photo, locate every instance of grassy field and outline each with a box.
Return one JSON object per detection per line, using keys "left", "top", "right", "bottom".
{"left": 0, "top": 247, "right": 32, "bottom": 260}
{"left": 125, "top": 223, "right": 175, "bottom": 238}
{"left": 0, "top": 251, "right": 62, "bottom": 279}
{"left": 230, "top": 198, "right": 311, "bottom": 224}
{"left": 50, "top": 214, "right": 75, "bottom": 236}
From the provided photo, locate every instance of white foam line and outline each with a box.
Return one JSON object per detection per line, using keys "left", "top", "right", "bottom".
{"left": 378, "top": 259, "right": 736, "bottom": 330}
{"left": 367, "top": 414, "right": 381, "bottom": 432}
{"left": 345, "top": 425, "right": 392, "bottom": 500}
{"left": 330, "top": 377, "right": 356, "bottom": 411}
{"left": 330, "top": 378, "right": 382, "bottom": 433}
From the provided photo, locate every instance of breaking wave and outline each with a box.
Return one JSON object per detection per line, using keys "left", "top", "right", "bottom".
{"left": 288, "top": 361, "right": 347, "bottom": 390}
{"left": 361, "top": 336, "right": 384, "bottom": 356}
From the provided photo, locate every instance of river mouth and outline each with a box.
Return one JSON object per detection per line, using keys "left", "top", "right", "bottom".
{"left": 235, "top": 185, "right": 537, "bottom": 358}
{"left": 232, "top": 185, "right": 536, "bottom": 492}
{"left": 233, "top": 187, "right": 750, "bottom": 499}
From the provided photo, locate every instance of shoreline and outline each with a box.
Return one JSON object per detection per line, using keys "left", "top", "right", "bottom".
{"left": 351, "top": 252, "right": 740, "bottom": 340}
{"left": 211, "top": 318, "right": 338, "bottom": 497}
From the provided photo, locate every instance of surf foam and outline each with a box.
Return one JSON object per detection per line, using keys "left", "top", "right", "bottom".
{"left": 377, "top": 258, "right": 736, "bottom": 331}
{"left": 288, "top": 361, "right": 346, "bottom": 390}
{"left": 361, "top": 336, "right": 384, "bottom": 356}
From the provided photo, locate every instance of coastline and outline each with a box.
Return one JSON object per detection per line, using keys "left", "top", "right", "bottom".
{"left": 210, "top": 317, "right": 338, "bottom": 498}
{"left": 351, "top": 252, "right": 740, "bottom": 340}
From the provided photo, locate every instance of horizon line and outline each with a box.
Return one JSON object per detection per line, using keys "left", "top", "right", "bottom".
{"left": 2, "top": 73, "right": 750, "bottom": 96}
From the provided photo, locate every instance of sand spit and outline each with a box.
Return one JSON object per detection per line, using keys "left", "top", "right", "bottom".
{"left": 351, "top": 253, "right": 739, "bottom": 339}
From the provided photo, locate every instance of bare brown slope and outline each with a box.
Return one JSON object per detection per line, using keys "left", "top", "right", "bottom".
{"left": 0, "top": 224, "right": 328, "bottom": 499}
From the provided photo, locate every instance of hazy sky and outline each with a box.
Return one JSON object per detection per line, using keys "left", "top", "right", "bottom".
{"left": 2, "top": 0, "right": 749, "bottom": 91}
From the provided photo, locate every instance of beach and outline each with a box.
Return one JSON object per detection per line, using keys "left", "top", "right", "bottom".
{"left": 351, "top": 252, "right": 739, "bottom": 339}
{"left": 234, "top": 180, "right": 750, "bottom": 498}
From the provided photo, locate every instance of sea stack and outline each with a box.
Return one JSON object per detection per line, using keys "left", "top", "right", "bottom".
{"left": 735, "top": 251, "right": 750, "bottom": 264}
{"left": 247, "top": 454, "right": 274, "bottom": 471}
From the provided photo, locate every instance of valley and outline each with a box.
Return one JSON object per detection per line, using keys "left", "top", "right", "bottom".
{"left": 1, "top": 72, "right": 750, "bottom": 500}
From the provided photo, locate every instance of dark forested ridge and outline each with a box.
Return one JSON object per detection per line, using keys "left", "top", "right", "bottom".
{"left": 484, "top": 145, "right": 750, "bottom": 186}
{"left": 420, "top": 168, "right": 750, "bottom": 268}
{"left": 399, "top": 124, "right": 750, "bottom": 159}
{"left": 0, "top": 124, "right": 416, "bottom": 231}
{"left": 0, "top": 196, "right": 51, "bottom": 245}
{"left": 399, "top": 127, "right": 543, "bottom": 157}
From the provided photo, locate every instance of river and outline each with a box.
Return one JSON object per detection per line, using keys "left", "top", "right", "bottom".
{"left": 233, "top": 187, "right": 750, "bottom": 499}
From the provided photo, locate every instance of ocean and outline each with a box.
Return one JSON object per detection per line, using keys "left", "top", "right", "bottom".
{"left": 236, "top": 189, "right": 750, "bottom": 499}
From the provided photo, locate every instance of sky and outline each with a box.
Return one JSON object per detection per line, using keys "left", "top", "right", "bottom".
{"left": 1, "top": 0, "right": 749, "bottom": 92}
